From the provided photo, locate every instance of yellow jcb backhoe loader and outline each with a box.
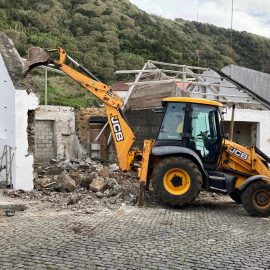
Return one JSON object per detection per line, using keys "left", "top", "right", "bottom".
{"left": 24, "top": 47, "right": 270, "bottom": 216}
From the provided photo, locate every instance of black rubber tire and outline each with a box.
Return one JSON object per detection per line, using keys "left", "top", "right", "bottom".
{"left": 229, "top": 190, "right": 242, "bottom": 204}
{"left": 152, "top": 156, "right": 202, "bottom": 206}
{"left": 241, "top": 180, "right": 270, "bottom": 217}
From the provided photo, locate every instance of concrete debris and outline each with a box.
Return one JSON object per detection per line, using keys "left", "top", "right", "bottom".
{"left": 95, "top": 192, "right": 105, "bottom": 198}
{"left": 89, "top": 177, "right": 108, "bottom": 192}
{"left": 97, "top": 167, "right": 111, "bottom": 178}
{"left": 109, "top": 163, "right": 119, "bottom": 172}
{"left": 34, "top": 177, "right": 54, "bottom": 189}
{"left": 7, "top": 157, "right": 140, "bottom": 213}
{"left": 79, "top": 172, "right": 97, "bottom": 188}
{"left": 2, "top": 156, "right": 230, "bottom": 215}
{"left": 55, "top": 172, "right": 76, "bottom": 192}
{"left": 2, "top": 153, "right": 228, "bottom": 215}
{"left": 46, "top": 168, "right": 64, "bottom": 176}
{"left": 107, "top": 179, "right": 119, "bottom": 188}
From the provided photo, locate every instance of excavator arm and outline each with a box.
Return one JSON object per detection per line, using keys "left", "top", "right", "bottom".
{"left": 24, "top": 47, "right": 137, "bottom": 171}
{"left": 219, "top": 139, "right": 270, "bottom": 187}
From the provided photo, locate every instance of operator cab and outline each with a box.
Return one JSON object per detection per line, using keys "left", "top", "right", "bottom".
{"left": 155, "top": 97, "right": 224, "bottom": 170}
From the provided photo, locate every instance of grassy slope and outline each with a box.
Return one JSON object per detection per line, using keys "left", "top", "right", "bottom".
{"left": 0, "top": 0, "right": 270, "bottom": 107}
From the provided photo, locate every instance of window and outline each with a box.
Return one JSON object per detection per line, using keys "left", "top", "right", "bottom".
{"left": 189, "top": 105, "right": 219, "bottom": 163}
{"left": 158, "top": 102, "right": 185, "bottom": 140}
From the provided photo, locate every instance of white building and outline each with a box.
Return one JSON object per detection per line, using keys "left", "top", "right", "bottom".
{"left": 0, "top": 33, "right": 38, "bottom": 190}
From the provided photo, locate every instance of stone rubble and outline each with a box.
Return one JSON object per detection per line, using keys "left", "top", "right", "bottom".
{"left": 2, "top": 158, "right": 227, "bottom": 214}
{"left": 5, "top": 158, "right": 140, "bottom": 213}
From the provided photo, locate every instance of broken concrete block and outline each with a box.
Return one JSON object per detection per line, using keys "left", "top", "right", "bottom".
{"left": 95, "top": 192, "right": 105, "bottom": 198}
{"left": 89, "top": 177, "right": 108, "bottom": 192}
{"left": 80, "top": 176, "right": 92, "bottom": 189}
{"left": 45, "top": 168, "right": 63, "bottom": 176}
{"left": 97, "top": 167, "right": 111, "bottom": 178}
{"left": 70, "top": 158, "right": 80, "bottom": 164}
{"left": 94, "top": 163, "right": 103, "bottom": 170}
{"left": 85, "top": 158, "right": 92, "bottom": 164}
{"left": 34, "top": 177, "right": 54, "bottom": 190}
{"left": 80, "top": 171, "right": 98, "bottom": 188}
{"left": 64, "top": 159, "right": 71, "bottom": 164}
{"left": 109, "top": 163, "right": 119, "bottom": 172}
{"left": 3, "top": 190, "right": 19, "bottom": 198}
{"left": 107, "top": 185, "right": 124, "bottom": 198}
{"left": 107, "top": 178, "right": 119, "bottom": 188}
{"left": 57, "top": 161, "right": 64, "bottom": 168}
{"left": 79, "top": 160, "right": 89, "bottom": 167}
{"left": 55, "top": 172, "right": 76, "bottom": 192}
{"left": 124, "top": 193, "right": 137, "bottom": 205}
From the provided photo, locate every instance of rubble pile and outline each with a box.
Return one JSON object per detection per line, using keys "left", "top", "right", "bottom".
{"left": 5, "top": 158, "right": 140, "bottom": 212}
{"left": 3, "top": 158, "right": 228, "bottom": 213}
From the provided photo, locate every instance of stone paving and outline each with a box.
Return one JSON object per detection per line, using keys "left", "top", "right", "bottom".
{"left": 0, "top": 195, "right": 269, "bottom": 270}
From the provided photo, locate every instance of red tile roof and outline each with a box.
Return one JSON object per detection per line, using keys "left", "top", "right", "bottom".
{"left": 111, "top": 81, "right": 130, "bottom": 91}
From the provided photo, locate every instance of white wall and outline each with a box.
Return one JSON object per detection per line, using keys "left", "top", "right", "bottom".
{"left": 0, "top": 54, "right": 38, "bottom": 190}
{"left": 224, "top": 108, "right": 270, "bottom": 156}
{"left": 0, "top": 54, "right": 16, "bottom": 185}
{"left": 14, "top": 91, "right": 38, "bottom": 190}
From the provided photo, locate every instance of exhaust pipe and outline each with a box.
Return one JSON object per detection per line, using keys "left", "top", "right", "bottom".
{"left": 22, "top": 47, "right": 50, "bottom": 73}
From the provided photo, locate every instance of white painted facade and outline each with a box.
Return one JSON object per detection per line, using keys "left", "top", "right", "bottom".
{"left": 0, "top": 55, "right": 38, "bottom": 190}
{"left": 0, "top": 55, "right": 15, "bottom": 185}
{"left": 224, "top": 108, "right": 270, "bottom": 156}
{"left": 15, "top": 91, "right": 38, "bottom": 190}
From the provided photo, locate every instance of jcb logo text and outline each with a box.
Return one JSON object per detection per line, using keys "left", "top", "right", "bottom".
{"left": 229, "top": 147, "right": 248, "bottom": 160}
{"left": 110, "top": 116, "right": 124, "bottom": 142}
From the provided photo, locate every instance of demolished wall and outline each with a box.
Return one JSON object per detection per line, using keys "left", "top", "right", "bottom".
{"left": 75, "top": 107, "right": 163, "bottom": 159}
{"left": 76, "top": 108, "right": 112, "bottom": 160}
{"left": 15, "top": 91, "right": 38, "bottom": 189}
{"left": 35, "top": 105, "right": 85, "bottom": 162}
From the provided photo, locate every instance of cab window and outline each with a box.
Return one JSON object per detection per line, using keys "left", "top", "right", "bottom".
{"left": 189, "top": 104, "right": 220, "bottom": 163}
{"left": 158, "top": 102, "right": 185, "bottom": 140}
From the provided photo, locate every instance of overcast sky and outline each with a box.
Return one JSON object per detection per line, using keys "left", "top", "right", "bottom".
{"left": 129, "top": 0, "right": 270, "bottom": 38}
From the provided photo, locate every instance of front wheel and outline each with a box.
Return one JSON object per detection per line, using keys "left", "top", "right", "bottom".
{"left": 152, "top": 156, "right": 202, "bottom": 206}
{"left": 241, "top": 180, "right": 270, "bottom": 216}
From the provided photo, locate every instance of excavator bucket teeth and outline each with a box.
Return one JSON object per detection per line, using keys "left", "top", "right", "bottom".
{"left": 23, "top": 47, "right": 50, "bottom": 73}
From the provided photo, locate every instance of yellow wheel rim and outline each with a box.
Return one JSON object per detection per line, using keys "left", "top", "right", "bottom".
{"left": 163, "top": 168, "right": 191, "bottom": 195}
{"left": 252, "top": 189, "right": 270, "bottom": 210}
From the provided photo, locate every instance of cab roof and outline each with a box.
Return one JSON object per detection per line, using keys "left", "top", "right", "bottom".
{"left": 162, "top": 97, "right": 223, "bottom": 107}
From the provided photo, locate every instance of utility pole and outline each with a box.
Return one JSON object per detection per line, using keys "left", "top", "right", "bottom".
{"left": 45, "top": 69, "right": 48, "bottom": 105}
{"left": 195, "top": 49, "right": 203, "bottom": 67}
{"left": 230, "top": 0, "right": 234, "bottom": 76}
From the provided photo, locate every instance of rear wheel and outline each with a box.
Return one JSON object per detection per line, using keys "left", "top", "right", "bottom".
{"left": 241, "top": 180, "right": 270, "bottom": 216}
{"left": 152, "top": 157, "right": 202, "bottom": 206}
{"left": 229, "top": 190, "right": 241, "bottom": 204}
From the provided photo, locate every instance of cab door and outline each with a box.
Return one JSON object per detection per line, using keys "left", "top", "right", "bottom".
{"left": 188, "top": 104, "right": 222, "bottom": 168}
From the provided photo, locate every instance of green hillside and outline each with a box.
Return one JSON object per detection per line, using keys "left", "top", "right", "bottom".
{"left": 1, "top": 0, "right": 270, "bottom": 107}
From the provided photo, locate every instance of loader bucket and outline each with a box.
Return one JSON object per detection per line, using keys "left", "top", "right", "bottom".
{"left": 23, "top": 47, "right": 50, "bottom": 73}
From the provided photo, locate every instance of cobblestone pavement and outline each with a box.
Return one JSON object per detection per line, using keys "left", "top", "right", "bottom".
{"left": 0, "top": 194, "right": 269, "bottom": 270}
